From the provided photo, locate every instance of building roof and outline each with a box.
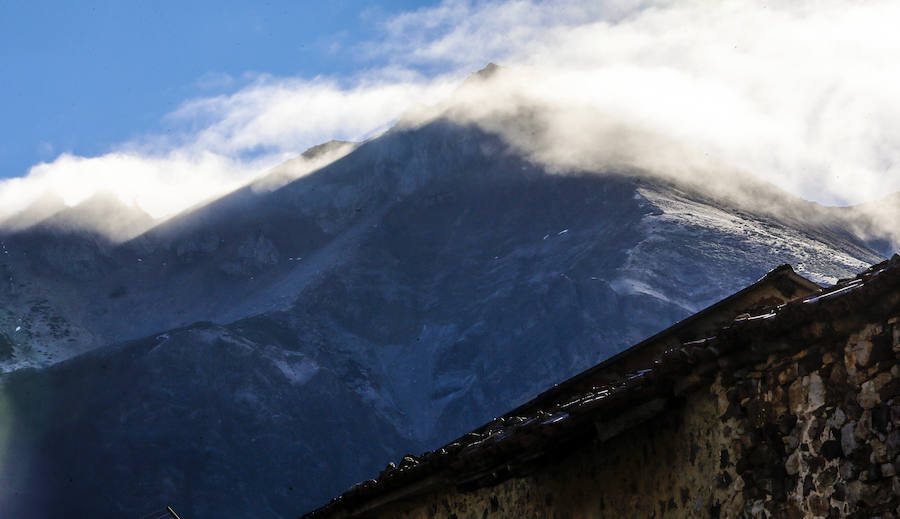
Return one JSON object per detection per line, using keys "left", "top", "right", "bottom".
{"left": 302, "top": 256, "right": 900, "bottom": 519}
{"left": 486, "top": 264, "right": 821, "bottom": 422}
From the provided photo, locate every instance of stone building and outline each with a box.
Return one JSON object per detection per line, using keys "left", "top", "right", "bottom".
{"left": 303, "top": 257, "right": 900, "bottom": 519}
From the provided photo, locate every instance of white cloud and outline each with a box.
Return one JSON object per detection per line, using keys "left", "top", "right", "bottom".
{"left": 169, "top": 74, "right": 456, "bottom": 157}
{"left": 0, "top": 150, "right": 274, "bottom": 220}
{"left": 377, "top": 0, "right": 900, "bottom": 206}
{"left": 2, "top": 0, "right": 900, "bottom": 240}
{"left": 0, "top": 73, "right": 456, "bottom": 223}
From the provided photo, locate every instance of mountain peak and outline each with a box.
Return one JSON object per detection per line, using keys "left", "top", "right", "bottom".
{"left": 461, "top": 63, "right": 503, "bottom": 88}
{"left": 0, "top": 190, "right": 66, "bottom": 231}
{"left": 37, "top": 191, "right": 155, "bottom": 242}
{"left": 474, "top": 62, "right": 501, "bottom": 79}
{"left": 449, "top": 63, "right": 505, "bottom": 96}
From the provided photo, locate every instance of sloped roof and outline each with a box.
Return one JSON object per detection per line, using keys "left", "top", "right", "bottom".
{"left": 302, "top": 257, "right": 900, "bottom": 518}
{"left": 489, "top": 264, "right": 821, "bottom": 421}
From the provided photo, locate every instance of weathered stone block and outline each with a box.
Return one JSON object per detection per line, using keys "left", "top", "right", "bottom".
{"left": 860, "top": 480, "right": 885, "bottom": 507}
{"left": 809, "top": 373, "right": 825, "bottom": 411}
{"left": 859, "top": 468, "right": 875, "bottom": 482}
{"left": 808, "top": 493, "right": 830, "bottom": 516}
{"left": 785, "top": 431, "right": 801, "bottom": 451}
{"left": 846, "top": 480, "right": 863, "bottom": 506}
{"left": 778, "top": 364, "right": 799, "bottom": 386}
{"left": 873, "top": 372, "right": 894, "bottom": 391}
{"left": 829, "top": 362, "right": 847, "bottom": 384}
{"left": 846, "top": 339, "right": 873, "bottom": 370}
{"left": 826, "top": 407, "right": 847, "bottom": 430}
{"left": 840, "top": 459, "right": 858, "bottom": 480}
{"left": 816, "top": 466, "right": 837, "bottom": 488}
{"left": 788, "top": 377, "right": 809, "bottom": 414}
{"left": 808, "top": 416, "right": 826, "bottom": 443}
{"left": 807, "top": 454, "right": 826, "bottom": 473}
{"left": 785, "top": 451, "right": 801, "bottom": 475}
{"left": 841, "top": 423, "right": 858, "bottom": 455}
{"left": 859, "top": 380, "right": 879, "bottom": 409}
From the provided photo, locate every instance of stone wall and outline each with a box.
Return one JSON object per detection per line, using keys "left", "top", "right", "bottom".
{"left": 366, "top": 314, "right": 900, "bottom": 519}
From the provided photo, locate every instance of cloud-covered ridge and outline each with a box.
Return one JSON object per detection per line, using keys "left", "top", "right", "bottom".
{"left": 383, "top": 0, "right": 900, "bottom": 205}
{"left": 2, "top": 0, "right": 899, "bottom": 244}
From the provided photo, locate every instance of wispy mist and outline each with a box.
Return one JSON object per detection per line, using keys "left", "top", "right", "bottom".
{"left": 0, "top": 75, "right": 456, "bottom": 224}
{"left": 2, "top": 0, "right": 899, "bottom": 243}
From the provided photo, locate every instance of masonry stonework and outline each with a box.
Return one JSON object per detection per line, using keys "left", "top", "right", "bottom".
{"left": 368, "top": 316, "right": 900, "bottom": 519}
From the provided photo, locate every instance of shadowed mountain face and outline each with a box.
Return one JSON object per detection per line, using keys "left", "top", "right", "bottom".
{"left": 0, "top": 118, "right": 891, "bottom": 517}
{"left": 0, "top": 319, "right": 411, "bottom": 518}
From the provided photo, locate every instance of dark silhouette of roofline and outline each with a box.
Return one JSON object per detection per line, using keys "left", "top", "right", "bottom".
{"left": 303, "top": 258, "right": 900, "bottom": 519}
{"left": 465, "top": 264, "right": 820, "bottom": 436}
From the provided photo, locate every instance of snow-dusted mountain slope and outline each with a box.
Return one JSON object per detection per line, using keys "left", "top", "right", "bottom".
{"left": 0, "top": 116, "right": 892, "bottom": 517}
{"left": 0, "top": 122, "right": 884, "bottom": 372}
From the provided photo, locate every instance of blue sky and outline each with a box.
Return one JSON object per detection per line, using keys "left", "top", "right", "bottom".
{"left": 0, "top": 0, "right": 429, "bottom": 179}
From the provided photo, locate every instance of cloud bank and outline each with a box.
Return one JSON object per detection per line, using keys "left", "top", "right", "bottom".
{"left": 383, "top": 0, "right": 900, "bottom": 206}
{"left": 2, "top": 0, "right": 900, "bottom": 238}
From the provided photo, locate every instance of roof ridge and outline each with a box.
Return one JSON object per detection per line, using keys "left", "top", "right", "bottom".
{"left": 301, "top": 260, "right": 900, "bottom": 518}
